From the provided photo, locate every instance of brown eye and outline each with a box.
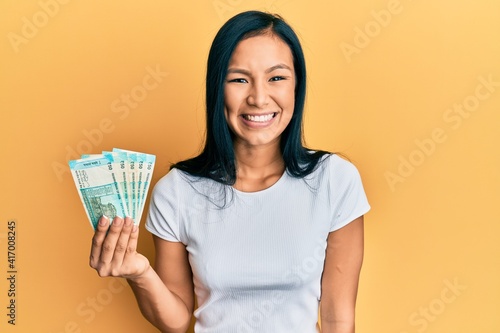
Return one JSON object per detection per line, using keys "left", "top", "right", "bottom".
{"left": 228, "top": 78, "right": 248, "bottom": 83}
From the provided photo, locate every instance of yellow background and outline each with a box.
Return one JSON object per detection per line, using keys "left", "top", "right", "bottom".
{"left": 1, "top": 0, "right": 499, "bottom": 332}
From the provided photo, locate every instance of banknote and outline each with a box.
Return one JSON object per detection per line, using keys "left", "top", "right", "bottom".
{"left": 69, "top": 154, "right": 129, "bottom": 230}
{"left": 69, "top": 148, "right": 156, "bottom": 229}
{"left": 137, "top": 153, "right": 155, "bottom": 222}
{"left": 112, "top": 148, "right": 156, "bottom": 222}
{"left": 122, "top": 151, "right": 139, "bottom": 220}
{"left": 103, "top": 151, "right": 132, "bottom": 219}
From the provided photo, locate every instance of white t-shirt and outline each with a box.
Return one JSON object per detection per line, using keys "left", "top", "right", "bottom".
{"left": 146, "top": 154, "right": 370, "bottom": 332}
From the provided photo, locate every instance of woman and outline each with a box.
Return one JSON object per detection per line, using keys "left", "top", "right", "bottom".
{"left": 90, "top": 11, "right": 370, "bottom": 333}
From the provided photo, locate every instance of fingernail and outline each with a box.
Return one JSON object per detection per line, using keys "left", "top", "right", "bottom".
{"left": 99, "top": 216, "right": 108, "bottom": 226}
{"left": 132, "top": 225, "right": 138, "bottom": 233}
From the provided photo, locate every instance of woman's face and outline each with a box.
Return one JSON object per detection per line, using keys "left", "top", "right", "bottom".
{"left": 224, "top": 34, "right": 295, "bottom": 149}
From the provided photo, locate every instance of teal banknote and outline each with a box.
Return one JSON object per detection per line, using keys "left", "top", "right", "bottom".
{"left": 69, "top": 149, "right": 156, "bottom": 230}
{"left": 113, "top": 148, "right": 156, "bottom": 222}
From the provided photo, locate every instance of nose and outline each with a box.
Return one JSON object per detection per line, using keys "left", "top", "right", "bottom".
{"left": 246, "top": 81, "right": 269, "bottom": 108}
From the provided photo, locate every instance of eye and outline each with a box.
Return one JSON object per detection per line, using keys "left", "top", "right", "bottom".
{"left": 269, "top": 76, "right": 286, "bottom": 82}
{"left": 227, "top": 78, "right": 248, "bottom": 83}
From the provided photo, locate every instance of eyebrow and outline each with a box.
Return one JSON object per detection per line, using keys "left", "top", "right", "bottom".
{"left": 265, "top": 63, "right": 292, "bottom": 73}
{"left": 226, "top": 63, "right": 292, "bottom": 75}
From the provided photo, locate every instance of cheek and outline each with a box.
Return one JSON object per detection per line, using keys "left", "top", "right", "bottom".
{"left": 278, "top": 88, "right": 295, "bottom": 113}
{"left": 224, "top": 88, "right": 238, "bottom": 114}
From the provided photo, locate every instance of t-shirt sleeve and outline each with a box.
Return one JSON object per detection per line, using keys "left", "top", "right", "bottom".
{"left": 328, "top": 155, "right": 371, "bottom": 232}
{"left": 145, "top": 170, "right": 182, "bottom": 242}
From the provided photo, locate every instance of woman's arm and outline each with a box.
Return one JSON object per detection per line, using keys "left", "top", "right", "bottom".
{"left": 320, "top": 216, "right": 364, "bottom": 333}
{"left": 90, "top": 216, "right": 194, "bottom": 333}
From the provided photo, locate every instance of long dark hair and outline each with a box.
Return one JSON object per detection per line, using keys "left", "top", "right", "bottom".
{"left": 171, "top": 10, "right": 329, "bottom": 184}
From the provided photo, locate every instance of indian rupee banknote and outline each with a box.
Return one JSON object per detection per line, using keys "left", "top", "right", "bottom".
{"left": 69, "top": 149, "right": 156, "bottom": 229}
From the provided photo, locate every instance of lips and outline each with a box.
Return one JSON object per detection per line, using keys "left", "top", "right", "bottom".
{"left": 241, "top": 112, "right": 277, "bottom": 123}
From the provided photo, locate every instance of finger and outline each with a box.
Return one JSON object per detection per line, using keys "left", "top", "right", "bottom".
{"left": 110, "top": 216, "right": 135, "bottom": 268}
{"left": 122, "top": 222, "right": 143, "bottom": 278}
{"left": 98, "top": 216, "right": 125, "bottom": 264}
{"left": 90, "top": 215, "right": 110, "bottom": 267}
{"left": 125, "top": 221, "right": 140, "bottom": 259}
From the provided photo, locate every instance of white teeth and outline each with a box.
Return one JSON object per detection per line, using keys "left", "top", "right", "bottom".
{"left": 244, "top": 113, "right": 274, "bottom": 122}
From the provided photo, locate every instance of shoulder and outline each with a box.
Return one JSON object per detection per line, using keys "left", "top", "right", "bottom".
{"left": 152, "top": 167, "right": 222, "bottom": 201}
{"left": 308, "top": 153, "right": 362, "bottom": 181}
{"left": 155, "top": 168, "right": 190, "bottom": 187}
{"left": 151, "top": 168, "right": 198, "bottom": 198}
{"left": 323, "top": 154, "right": 362, "bottom": 177}
{"left": 306, "top": 153, "right": 367, "bottom": 199}
{"left": 321, "top": 154, "right": 371, "bottom": 230}
{"left": 153, "top": 168, "right": 183, "bottom": 192}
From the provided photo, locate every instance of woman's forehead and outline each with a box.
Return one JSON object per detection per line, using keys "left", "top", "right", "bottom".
{"left": 228, "top": 35, "right": 294, "bottom": 69}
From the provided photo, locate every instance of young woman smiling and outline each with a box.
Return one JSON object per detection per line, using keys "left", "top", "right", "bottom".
{"left": 89, "top": 11, "right": 370, "bottom": 333}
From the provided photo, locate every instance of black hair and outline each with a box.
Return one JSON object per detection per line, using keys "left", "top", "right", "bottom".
{"left": 171, "top": 10, "right": 329, "bottom": 184}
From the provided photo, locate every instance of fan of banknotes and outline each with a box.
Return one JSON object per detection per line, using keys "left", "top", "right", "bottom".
{"left": 69, "top": 148, "right": 156, "bottom": 230}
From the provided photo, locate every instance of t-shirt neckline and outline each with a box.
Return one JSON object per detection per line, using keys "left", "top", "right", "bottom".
{"left": 231, "top": 170, "right": 288, "bottom": 196}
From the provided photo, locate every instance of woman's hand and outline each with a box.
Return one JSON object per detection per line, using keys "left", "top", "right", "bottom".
{"left": 90, "top": 216, "right": 150, "bottom": 280}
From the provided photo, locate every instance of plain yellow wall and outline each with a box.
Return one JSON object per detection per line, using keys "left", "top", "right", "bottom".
{"left": 1, "top": 0, "right": 499, "bottom": 332}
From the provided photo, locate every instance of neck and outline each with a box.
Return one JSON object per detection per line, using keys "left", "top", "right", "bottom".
{"left": 232, "top": 140, "right": 285, "bottom": 192}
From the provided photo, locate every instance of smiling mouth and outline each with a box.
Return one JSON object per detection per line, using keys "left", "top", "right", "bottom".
{"left": 242, "top": 113, "right": 277, "bottom": 123}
